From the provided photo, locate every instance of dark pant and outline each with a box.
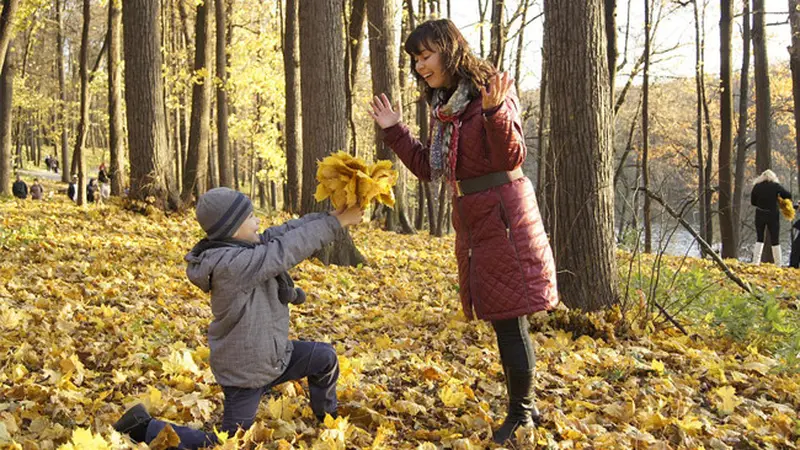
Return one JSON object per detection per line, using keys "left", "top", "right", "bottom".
{"left": 755, "top": 211, "right": 780, "bottom": 245}
{"left": 144, "top": 340, "right": 339, "bottom": 449}
{"left": 791, "top": 235, "right": 800, "bottom": 268}
{"left": 491, "top": 316, "right": 535, "bottom": 371}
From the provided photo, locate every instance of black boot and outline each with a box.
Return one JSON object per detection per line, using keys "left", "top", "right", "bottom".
{"left": 492, "top": 368, "right": 540, "bottom": 444}
{"left": 113, "top": 403, "right": 152, "bottom": 443}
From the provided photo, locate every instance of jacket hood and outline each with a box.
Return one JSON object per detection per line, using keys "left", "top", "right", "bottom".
{"left": 185, "top": 238, "right": 252, "bottom": 293}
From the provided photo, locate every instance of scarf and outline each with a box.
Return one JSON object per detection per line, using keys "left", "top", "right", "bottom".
{"left": 429, "top": 79, "right": 474, "bottom": 185}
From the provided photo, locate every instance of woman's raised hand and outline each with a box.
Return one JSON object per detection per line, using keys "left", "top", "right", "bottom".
{"left": 480, "top": 72, "right": 514, "bottom": 110}
{"left": 369, "top": 93, "right": 402, "bottom": 130}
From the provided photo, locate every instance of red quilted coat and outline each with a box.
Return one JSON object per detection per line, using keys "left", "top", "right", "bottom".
{"left": 383, "top": 89, "right": 559, "bottom": 321}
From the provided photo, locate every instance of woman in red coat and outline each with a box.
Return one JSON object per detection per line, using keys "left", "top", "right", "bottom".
{"left": 369, "top": 19, "right": 558, "bottom": 444}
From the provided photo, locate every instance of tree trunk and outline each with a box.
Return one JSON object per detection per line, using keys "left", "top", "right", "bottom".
{"left": 0, "top": 0, "right": 19, "bottom": 86}
{"left": 752, "top": 0, "right": 772, "bottom": 262}
{"left": 546, "top": 0, "right": 619, "bottom": 310}
{"left": 344, "top": 0, "right": 366, "bottom": 156}
{"left": 55, "top": 0, "right": 69, "bottom": 182}
{"left": 283, "top": 0, "right": 301, "bottom": 212}
{"left": 0, "top": 42, "right": 12, "bottom": 196}
{"left": 719, "top": 0, "right": 735, "bottom": 257}
{"left": 434, "top": 180, "right": 447, "bottom": 237}
{"left": 642, "top": 0, "right": 652, "bottom": 253}
{"left": 299, "top": 0, "right": 365, "bottom": 266}
{"left": 514, "top": 0, "right": 529, "bottom": 94}
{"left": 605, "top": 0, "right": 616, "bottom": 99}
{"left": 215, "top": 0, "right": 232, "bottom": 188}
{"left": 732, "top": 0, "right": 751, "bottom": 257}
{"left": 109, "top": 0, "right": 124, "bottom": 196}
{"left": 73, "top": 0, "right": 91, "bottom": 206}
{"left": 789, "top": 0, "right": 800, "bottom": 201}
{"left": 367, "top": 0, "right": 414, "bottom": 234}
{"left": 489, "top": 0, "right": 506, "bottom": 69}
{"left": 122, "top": 0, "right": 180, "bottom": 210}
{"left": 182, "top": 0, "right": 213, "bottom": 202}
{"left": 693, "top": 0, "right": 707, "bottom": 254}
{"left": 537, "top": 35, "right": 554, "bottom": 233}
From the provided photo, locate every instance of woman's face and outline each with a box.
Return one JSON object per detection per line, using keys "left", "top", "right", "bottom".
{"left": 414, "top": 48, "right": 453, "bottom": 89}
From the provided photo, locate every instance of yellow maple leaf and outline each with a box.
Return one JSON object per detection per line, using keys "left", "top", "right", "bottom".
{"left": 314, "top": 152, "right": 397, "bottom": 209}
{"left": 268, "top": 396, "right": 298, "bottom": 421}
{"left": 439, "top": 381, "right": 467, "bottom": 408}
{"left": 160, "top": 349, "right": 201, "bottom": 376}
{"left": 713, "top": 385, "right": 741, "bottom": 415}
{"left": 57, "top": 427, "right": 110, "bottom": 450}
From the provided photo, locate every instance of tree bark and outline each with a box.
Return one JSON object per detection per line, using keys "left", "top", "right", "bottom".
{"left": 344, "top": 0, "right": 366, "bottom": 156}
{"left": 789, "top": 0, "right": 800, "bottom": 202}
{"left": 642, "top": 0, "right": 652, "bottom": 253}
{"left": 0, "top": 42, "right": 12, "bottom": 196}
{"left": 122, "top": 0, "right": 180, "bottom": 210}
{"left": 299, "top": 0, "right": 365, "bottom": 266}
{"left": 752, "top": 0, "right": 772, "bottom": 262}
{"left": 605, "top": 0, "right": 616, "bottom": 99}
{"left": 283, "top": 0, "right": 301, "bottom": 212}
{"left": 73, "top": 0, "right": 91, "bottom": 206}
{"left": 719, "top": 0, "right": 735, "bottom": 257}
{"left": 182, "top": 0, "right": 213, "bottom": 202}
{"left": 693, "top": 0, "right": 707, "bottom": 253}
{"left": 367, "top": 0, "right": 414, "bottom": 234}
{"left": 109, "top": 0, "right": 124, "bottom": 196}
{"left": 546, "top": 0, "right": 619, "bottom": 310}
{"left": 215, "top": 0, "right": 232, "bottom": 188}
{"left": 0, "top": 0, "right": 19, "bottom": 85}
{"left": 732, "top": 0, "right": 751, "bottom": 258}
{"left": 489, "top": 0, "right": 506, "bottom": 69}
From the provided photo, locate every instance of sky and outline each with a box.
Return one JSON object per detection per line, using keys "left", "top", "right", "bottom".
{"left": 442, "top": 0, "right": 791, "bottom": 91}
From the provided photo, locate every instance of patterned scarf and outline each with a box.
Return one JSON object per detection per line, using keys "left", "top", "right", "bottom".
{"left": 429, "top": 79, "right": 474, "bottom": 185}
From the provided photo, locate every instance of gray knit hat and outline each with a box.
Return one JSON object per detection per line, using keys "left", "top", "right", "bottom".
{"left": 196, "top": 187, "right": 254, "bottom": 240}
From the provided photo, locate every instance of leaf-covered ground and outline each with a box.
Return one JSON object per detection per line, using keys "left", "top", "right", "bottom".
{"left": 1, "top": 194, "right": 799, "bottom": 449}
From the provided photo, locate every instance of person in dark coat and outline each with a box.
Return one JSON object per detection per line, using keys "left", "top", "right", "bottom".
{"left": 67, "top": 175, "right": 78, "bottom": 203}
{"left": 370, "top": 19, "right": 558, "bottom": 444}
{"left": 12, "top": 175, "right": 28, "bottom": 199}
{"left": 87, "top": 178, "right": 99, "bottom": 203}
{"left": 29, "top": 178, "right": 44, "bottom": 200}
{"left": 790, "top": 216, "right": 800, "bottom": 269}
{"left": 750, "top": 169, "right": 792, "bottom": 265}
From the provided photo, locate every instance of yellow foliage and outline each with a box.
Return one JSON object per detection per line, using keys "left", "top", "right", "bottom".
{"left": 314, "top": 151, "right": 398, "bottom": 209}
{"left": 779, "top": 196, "right": 795, "bottom": 221}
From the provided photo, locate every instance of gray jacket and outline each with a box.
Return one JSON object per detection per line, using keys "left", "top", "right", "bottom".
{"left": 185, "top": 212, "right": 341, "bottom": 388}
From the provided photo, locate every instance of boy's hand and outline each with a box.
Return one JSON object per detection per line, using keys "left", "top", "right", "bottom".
{"left": 335, "top": 206, "right": 364, "bottom": 227}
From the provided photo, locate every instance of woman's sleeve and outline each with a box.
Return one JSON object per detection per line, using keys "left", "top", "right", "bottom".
{"left": 482, "top": 87, "right": 526, "bottom": 170}
{"left": 382, "top": 123, "right": 432, "bottom": 181}
{"left": 779, "top": 185, "right": 793, "bottom": 200}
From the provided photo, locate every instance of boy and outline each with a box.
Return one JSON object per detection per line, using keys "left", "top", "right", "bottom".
{"left": 114, "top": 187, "right": 363, "bottom": 448}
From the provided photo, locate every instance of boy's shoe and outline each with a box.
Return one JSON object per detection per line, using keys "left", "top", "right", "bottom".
{"left": 113, "top": 403, "right": 152, "bottom": 443}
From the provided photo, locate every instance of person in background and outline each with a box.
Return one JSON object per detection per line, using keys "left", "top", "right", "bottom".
{"left": 750, "top": 169, "right": 792, "bottom": 265}
{"left": 29, "top": 178, "right": 44, "bottom": 200}
{"left": 12, "top": 175, "right": 28, "bottom": 199}
{"left": 67, "top": 176, "right": 78, "bottom": 203}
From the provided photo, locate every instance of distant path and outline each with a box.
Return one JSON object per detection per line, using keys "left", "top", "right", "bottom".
{"left": 17, "top": 168, "right": 99, "bottom": 182}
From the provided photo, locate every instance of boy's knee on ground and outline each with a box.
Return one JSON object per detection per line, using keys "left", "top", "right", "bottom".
{"left": 315, "top": 343, "right": 338, "bottom": 370}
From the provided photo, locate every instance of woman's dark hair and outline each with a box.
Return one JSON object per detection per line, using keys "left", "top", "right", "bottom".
{"left": 404, "top": 19, "right": 497, "bottom": 102}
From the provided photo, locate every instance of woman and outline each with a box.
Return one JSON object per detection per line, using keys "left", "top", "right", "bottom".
{"left": 750, "top": 169, "right": 792, "bottom": 265}
{"left": 369, "top": 19, "right": 558, "bottom": 443}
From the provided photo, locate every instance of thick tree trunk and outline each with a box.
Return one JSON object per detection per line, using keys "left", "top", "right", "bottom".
{"left": 215, "top": 0, "right": 232, "bottom": 188}
{"left": 299, "top": 0, "right": 365, "bottom": 266}
{"left": 181, "top": 0, "right": 213, "bottom": 202}
{"left": 0, "top": 0, "right": 19, "bottom": 85}
{"left": 789, "top": 0, "right": 800, "bottom": 201}
{"left": 719, "top": 0, "right": 735, "bottom": 257}
{"left": 367, "top": 0, "right": 414, "bottom": 234}
{"left": 109, "top": 0, "right": 124, "bottom": 196}
{"left": 732, "top": 0, "right": 751, "bottom": 257}
{"left": 122, "top": 0, "right": 180, "bottom": 210}
{"left": 752, "top": 0, "right": 772, "bottom": 262}
{"left": 546, "top": 0, "right": 619, "bottom": 310}
{"left": 283, "top": 0, "right": 301, "bottom": 213}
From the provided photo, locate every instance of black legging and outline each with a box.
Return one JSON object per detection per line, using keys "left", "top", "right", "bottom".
{"left": 491, "top": 316, "right": 535, "bottom": 372}
{"left": 755, "top": 210, "right": 780, "bottom": 245}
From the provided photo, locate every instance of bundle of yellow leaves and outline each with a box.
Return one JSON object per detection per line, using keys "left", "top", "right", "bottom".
{"left": 314, "top": 151, "right": 398, "bottom": 209}
{"left": 778, "top": 196, "right": 795, "bottom": 221}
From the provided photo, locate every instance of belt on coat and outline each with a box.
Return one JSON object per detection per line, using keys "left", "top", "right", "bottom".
{"left": 455, "top": 167, "right": 524, "bottom": 197}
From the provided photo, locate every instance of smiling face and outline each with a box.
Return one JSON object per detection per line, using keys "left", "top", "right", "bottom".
{"left": 231, "top": 212, "right": 261, "bottom": 244}
{"left": 413, "top": 49, "right": 453, "bottom": 89}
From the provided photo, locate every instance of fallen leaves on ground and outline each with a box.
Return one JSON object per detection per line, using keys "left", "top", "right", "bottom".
{"left": 0, "top": 196, "right": 798, "bottom": 449}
